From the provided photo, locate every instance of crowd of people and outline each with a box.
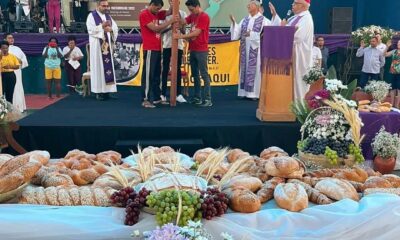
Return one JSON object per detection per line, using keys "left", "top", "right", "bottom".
{"left": 1, "top": 0, "right": 89, "bottom": 33}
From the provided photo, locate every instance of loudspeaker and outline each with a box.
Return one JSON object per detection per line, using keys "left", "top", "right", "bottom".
{"left": 14, "top": 21, "right": 34, "bottom": 33}
{"left": 70, "top": 22, "right": 87, "bottom": 33}
{"left": 330, "top": 7, "right": 353, "bottom": 34}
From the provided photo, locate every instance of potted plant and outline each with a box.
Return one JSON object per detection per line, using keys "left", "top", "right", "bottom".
{"left": 303, "top": 66, "right": 324, "bottom": 100}
{"left": 364, "top": 80, "right": 392, "bottom": 103}
{"left": 372, "top": 127, "right": 400, "bottom": 174}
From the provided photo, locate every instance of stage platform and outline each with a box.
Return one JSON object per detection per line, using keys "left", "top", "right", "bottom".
{"left": 14, "top": 87, "right": 301, "bottom": 158}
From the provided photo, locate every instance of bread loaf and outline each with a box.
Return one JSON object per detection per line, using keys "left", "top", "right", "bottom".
{"left": 274, "top": 183, "right": 308, "bottom": 212}
{"left": 69, "top": 164, "right": 108, "bottom": 185}
{"left": 227, "top": 149, "right": 250, "bottom": 163}
{"left": 332, "top": 167, "right": 368, "bottom": 183}
{"left": 223, "top": 187, "right": 261, "bottom": 213}
{"left": 257, "top": 177, "right": 285, "bottom": 203}
{"left": 93, "top": 168, "right": 142, "bottom": 190}
{"left": 0, "top": 151, "right": 49, "bottom": 194}
{"left": 223, "top": 175, "right": 262, "bottom": 192}
{"left": 41, "top": 172, "right": 74, "bottom": 188}
{"left": 247, "top": 159, "right": 270, "bottom": 182}
{"left": 0, "top": 154, "right": 13, "bottom": 168}
{"left": 364, "top": 167, "right": 382, "bottom": 177}
{"left": 287, "top": 179, "right": 333, "bottom": 205}
{"left": 305, "top": 169, "right": 341, "bottom": 178}
{"left": 358, "top": 100, "right": 370, "bottom": 105}
{"left": 314, "top": 178, "right": 359, "bottom": 201}
{"left": 193, "top": 148, "right": 216, "bottom": 164}
{"left": 96, "top": 151, "right": 122, "bottom": 165}
{"left": 296, "top": 176, "right": 322, "bottom": 187}
{"left": 64, "top": 149, "right": 96, "bottom": 161}
{"left": 346, "top": 180, "right": 364, "bottom": 192}
{"left": 382, "top": 174, "right": 400, "bottom": 188}
{"left": 362, "top": 176, "right": 393, "bottom": 190}
{"left": 265, "top": 156, "right": 304, "bottom": 179}
{"left": 364, "top": 188, "right": 400, "bottom": 196}
{"left": 259, "top": 147, "right": 288, "bottom": 160}
{"left": 19, "top": 186, "right": 116, "bottom": 206}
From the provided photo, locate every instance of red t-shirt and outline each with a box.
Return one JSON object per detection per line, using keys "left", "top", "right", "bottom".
{"left": 139, "top": 9, "right": 167, "bottom": 51}
{"left": 186, "top": 12, "right": 210, "bottom": 51}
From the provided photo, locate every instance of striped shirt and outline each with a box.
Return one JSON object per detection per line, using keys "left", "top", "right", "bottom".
{"left": 356, "top": 46, "right": 385, "bottom": 74}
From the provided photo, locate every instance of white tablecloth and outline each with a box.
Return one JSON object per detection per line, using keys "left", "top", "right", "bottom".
{"left": 1, "top": 194, "right": 400, "bottom": 240}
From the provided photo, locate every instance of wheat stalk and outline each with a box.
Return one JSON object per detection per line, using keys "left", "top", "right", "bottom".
{"left": 196, "top": 148, "right": 228, "bottom": 182}
{"left": 324, "top": 97, "right": 365, "bottom": 146}
{"left": 217, "top": 155, "right": 253, "bottom": 190}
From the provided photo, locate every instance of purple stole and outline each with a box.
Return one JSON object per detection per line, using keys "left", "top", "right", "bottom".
{"left": 91, "top": 11, "right": 115, "bottom": 84}
{"left": 288, "top": 15, "right": 303, "bottom": 26}
{"left": 239, "top": 15, "right": 264, "bottom": 92}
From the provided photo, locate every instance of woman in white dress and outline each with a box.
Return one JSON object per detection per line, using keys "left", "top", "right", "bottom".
{"left": 5, "top": 33, "right": 28, "bottom": 112}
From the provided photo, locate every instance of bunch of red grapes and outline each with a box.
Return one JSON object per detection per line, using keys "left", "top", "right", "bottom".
{"left": 199, "top": 187, "right": 229, "bottom": 220}
{"left": 110, "top": 187, "right": 151, "bottom": 226}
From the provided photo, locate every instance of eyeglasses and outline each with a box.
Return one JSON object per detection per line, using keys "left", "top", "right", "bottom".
{"left": 292, "top": 2, "right": 302, "bottom": 6}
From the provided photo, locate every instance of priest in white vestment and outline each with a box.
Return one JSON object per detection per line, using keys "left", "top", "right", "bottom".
{"left": 269, "top": 0, "right": 314, "bottom": 100}
{"left": 230, "top": 1, "right": 279, "bottom": 99}
{"left": 5, "top": 33, "right": 28, "bottom": 112}
{"left": 86, "top": 0, "right": 118, "bottom": 100}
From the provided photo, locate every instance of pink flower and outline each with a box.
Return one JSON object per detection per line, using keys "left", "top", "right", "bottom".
{"left": 315, "top": 90, "right": 330, "bottom": 100}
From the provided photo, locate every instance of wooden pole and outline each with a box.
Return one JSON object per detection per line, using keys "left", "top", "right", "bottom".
{"left": 169, "top": 0, "right": 179, "bottom": 106}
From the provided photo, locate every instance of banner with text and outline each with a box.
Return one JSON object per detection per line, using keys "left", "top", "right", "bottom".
{"left": 119, "top": 41, "right": 240, "bottom": 87}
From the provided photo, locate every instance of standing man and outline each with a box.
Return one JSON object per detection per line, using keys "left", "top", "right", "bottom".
{"left": 4, "top": 33, "right": 28, "bottom": 112}
{"left": 139, "top": 0, "right": 176, "bottom": 108}
{"left": 160, "top": 0, "right": 187, "bottom": 104}
{"left": 269, "top": 0, "right": 314, "bottom": 100}
{"left": 375, "top": 32, "right": 387, "bottom": 80}
{"left": 86, "top": 0, "right": 118, "bottom": 101}
{"left": 118, "top": 45, "right": 129, "bottom": 77}
{"left": 230, "top": 0, "right": 273, "bottom": 100}
{"left": 312, "top": 42, "right": 322, "bottom": 68}
{"left": 174, "top": 0, "right": 212, "bottom": 107}
{"left": 356, "top": 37, "right": 385, "bottom": 88}
{"left": 316, "top": 36, "right": 329, "bottom": 73}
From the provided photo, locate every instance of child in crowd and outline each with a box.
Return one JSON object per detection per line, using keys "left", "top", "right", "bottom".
{"left": 42, "top": 37, "right": 63, "bottom": 99}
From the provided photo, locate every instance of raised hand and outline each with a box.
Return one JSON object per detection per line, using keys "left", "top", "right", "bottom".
{"left": 269, "top": 2, "right": 277, "bottom": 17}
{"left": 229, "top": 14, "right": 235, "bottom": 24}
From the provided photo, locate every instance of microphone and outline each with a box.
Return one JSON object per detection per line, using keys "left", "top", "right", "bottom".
{"left": 286, "top": 10, "right": 292, "bottom": 19}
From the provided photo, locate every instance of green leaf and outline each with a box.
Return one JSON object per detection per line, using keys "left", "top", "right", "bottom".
{"left": 290, "top": 100, "right": 311, "bottom": 124}
{"left": 325, "top": 66, "right": 337, "bottom": 79}
{"left": 340, "top": 79, "right": 358, "bottom": 100}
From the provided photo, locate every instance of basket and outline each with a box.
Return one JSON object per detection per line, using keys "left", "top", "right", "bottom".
{"left": 298, "top": 151, "right": 356, "bottom": 169}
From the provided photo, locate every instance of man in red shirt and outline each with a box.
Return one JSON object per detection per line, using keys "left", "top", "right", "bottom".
{"left": 174, "top": 0, "right": 212, "bottom": 107}
{"left": 139, "top": 0, "right": 176, "bottom": 108}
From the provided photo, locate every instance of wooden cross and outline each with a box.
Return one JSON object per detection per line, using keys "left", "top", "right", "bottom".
{"left": 169, "top": 0, "right": 179, "bottom": 107}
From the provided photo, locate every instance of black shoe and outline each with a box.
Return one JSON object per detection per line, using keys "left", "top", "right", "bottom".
{"left": 96, "top": 93, "right": 105, "bottom": 101}
{"left": 189, "top": 97, "right": 202, "bottom": 105}
{"left": 199, "top": 100, "right": 213, "bottom": 107}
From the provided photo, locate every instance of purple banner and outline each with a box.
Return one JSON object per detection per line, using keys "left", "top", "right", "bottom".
{"left": 7, "top": 32, "right": 355, "bottom": 57}
{"left": 262, "top": 26, "right": 295, "bottom": 60}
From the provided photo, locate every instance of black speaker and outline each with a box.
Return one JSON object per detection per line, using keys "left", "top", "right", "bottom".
{"left": 70, "top": 22, "right": 87, "bottom": 33}
{"left": 14, "top": 21, "right": 34, "bottom": 33}
{"left": 330, "top": 7, "right": 353, "bottom": 34}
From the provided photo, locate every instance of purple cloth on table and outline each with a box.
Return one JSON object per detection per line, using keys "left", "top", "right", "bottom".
{"left": 360, "top": 111, "right": 400, "bottom": 161}
{"left": 262, "top": 26, "right": 295, "bottom": 59}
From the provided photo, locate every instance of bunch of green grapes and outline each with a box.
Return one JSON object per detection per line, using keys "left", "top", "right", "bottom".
{"left": 349, "top": 144, "right": 365, "bottom": 163}
{"left": 146, "top": 189, "right": 202, "bottom": 226}
{"left": 325, "top": 146, "right": 338, "bottom": 165}
{"left": 297, "top": 140, "right": 306, "bottom": 151}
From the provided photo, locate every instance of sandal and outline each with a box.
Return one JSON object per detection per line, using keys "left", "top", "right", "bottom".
{"left": 142, "top": 101, "right": 156, "bottom": 108}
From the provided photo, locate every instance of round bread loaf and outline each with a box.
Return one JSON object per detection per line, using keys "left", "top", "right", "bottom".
{"left": 260, "top": 147, "right": 288, "bottom": 160}
{"left": 274, "top": 183, "right": 308, "bottom": 212}
{"left": 265, "top": 156, "right": 304, "bottom": 178}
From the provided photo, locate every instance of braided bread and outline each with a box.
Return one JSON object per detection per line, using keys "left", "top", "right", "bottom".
{"left": 96, "top": 151, "right": 122, "bottom": 165}
{"left": 69, "top": 164, "right": 108, "bottom": 185}
{"left": 288, "top": 179, "right": 333, "bottom": 205}
{"left": 0, "top": 151, "right": 50, "bottom": 194}
{"left": 257, "top": 177, "right": 285, "bottom": 203}
{"left": 19, "top": 185, "right": 116, "bottom": 206}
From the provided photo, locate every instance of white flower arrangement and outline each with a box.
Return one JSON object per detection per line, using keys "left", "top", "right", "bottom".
{"left": 0, "top": 96, "right": 9, "bottom": 121}
{"left": 364, "top": 80, "right": 391, "bottom": 102}
{"left": 372, "top": 127, "right": 400, "bottom": 159}
{"left": 351, "top": 25, "right": 395, "bottom": 46}
{"left": 325, "top": 79, "right": 347, "bottom": 93}
{"left": 303, "top": 66, "right": 324, "bottom": 84}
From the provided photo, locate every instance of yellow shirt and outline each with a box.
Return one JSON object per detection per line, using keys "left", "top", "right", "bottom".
{"left": 0, "top": 53, "right": 20, "bottom": 72}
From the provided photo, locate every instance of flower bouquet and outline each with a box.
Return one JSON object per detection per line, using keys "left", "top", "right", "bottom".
{"left": 131, "top": 220, "right": 234, "bottom": 240}
{"left": 371, "top": 127, "right": 400, "bottom": 174}
{"left": 297, "top": 79, "right": 365, "bottom": 169}
{"left": 364, "top": 80, "right": 391, "bottom": 103}
{"left": 303, "top": 66, "right": 324, "bottom": 85}
{"left": 351, "top": 25, "right": 395, "bottom": 46}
